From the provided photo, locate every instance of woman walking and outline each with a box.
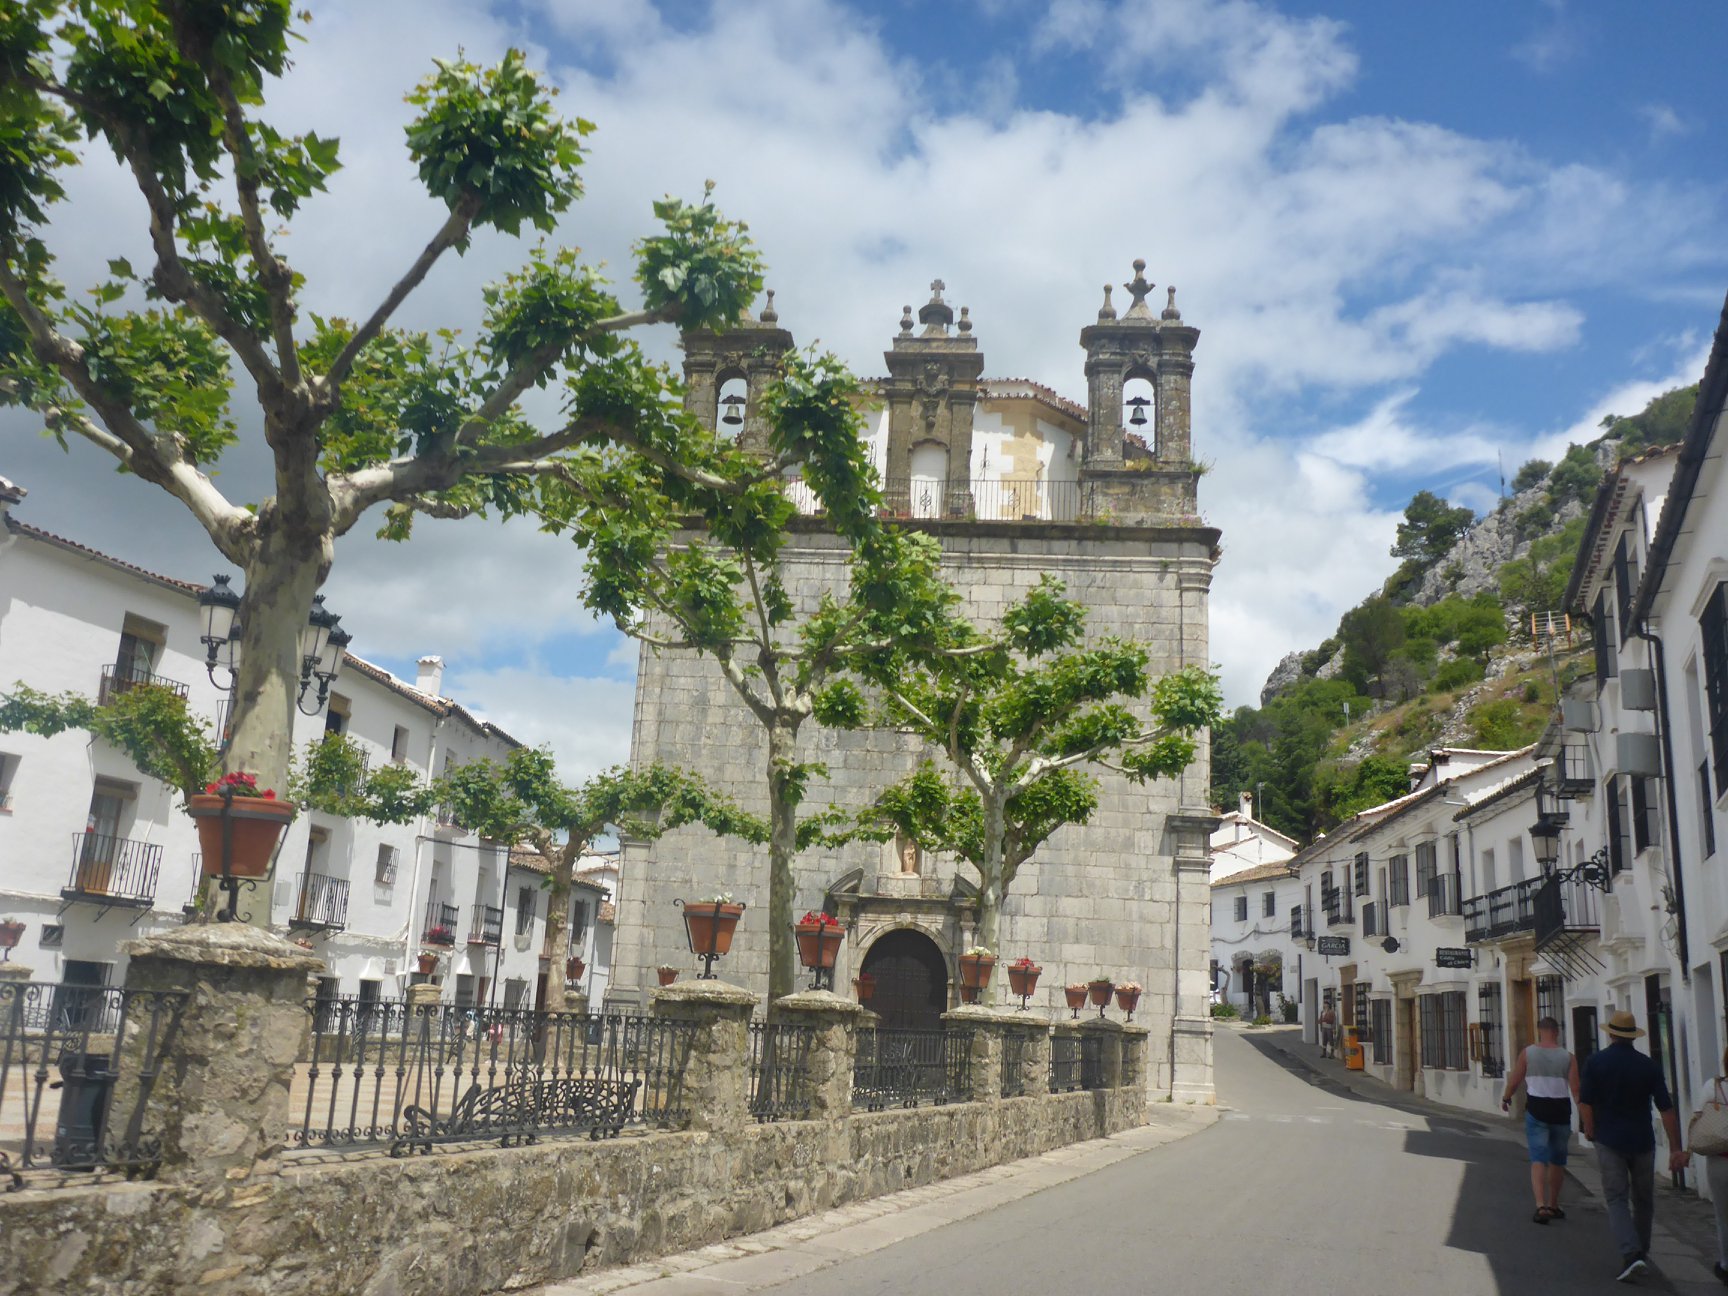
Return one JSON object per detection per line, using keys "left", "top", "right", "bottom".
{"left": 1501, "top": 1016, "right": 1581, "bottom": 1223}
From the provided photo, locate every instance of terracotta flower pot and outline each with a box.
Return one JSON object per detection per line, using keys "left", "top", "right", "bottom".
{"left": 1115, "top": 986, "right": 1142, "bottom": 1015}
{"left": 854, "top": 973, "right": 876, "bottom": 1003}
{"left": 958, "top": 953, "right": 996, "bottom": 990}
{"left": 0, "top": 920, "right": 23, "bottom": 951}
{"left": 565, "top": 955, "right": 586, "bottom": 982}
{"left": 1007, "top": 963, "right": 1042, "bottom": 997}
{"left": 1064, "top": 985, "right": 1088, "bottom": 1011}
{"left": 960, "top": 984, "right": 982, "bottom": 1004}
{"left": 189, "top": 794, "right": 296, "bottom": 879}
{"left": 1087, "top": 980, "right": 1114, "bottom": 1008}
{"left": 416, "top": 953, "right": 438, "bottom": 976}
{"left": 794, "top": 921, "right": 844, "bottom": 970}
{"left": 657, "top": 966, "right": 679, "bottom": 986}
{"left": 681, "top": 902, "right": 744, "bottom": 956}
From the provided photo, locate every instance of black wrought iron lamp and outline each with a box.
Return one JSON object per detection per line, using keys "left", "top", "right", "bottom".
{"left": 197, "top": 578, "right": 350, "bottom": 716}
{"left": 197, "top": 575, "right": 242, "bottom": 689}
{"left": 297, "top": 596, "right": 350, "bottom": 715}
{"left": 1529, "top": 791, "right": 1613, "bottom": 893}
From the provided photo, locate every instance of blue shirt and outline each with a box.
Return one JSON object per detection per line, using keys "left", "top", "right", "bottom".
{"left": 1580, "top": 1040, "right": 1674, "bottom": 1155}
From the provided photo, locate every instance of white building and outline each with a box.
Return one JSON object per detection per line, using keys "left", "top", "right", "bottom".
{"left": 1209, "top": 861, "right": 1301, "bottom": 1019}
{"left": 0, "top": 477, "right": 562, "bottom": 1014}
{"left": 1210, "top": 790, "right": 1298, "bottom": 883}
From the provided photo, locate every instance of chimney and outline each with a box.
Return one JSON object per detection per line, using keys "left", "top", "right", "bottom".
{"left": 1238, "top": 791, "right": 1253, "bottom": 820}
{"left": 416, "top": 655, "right": 445, "bottom": 697}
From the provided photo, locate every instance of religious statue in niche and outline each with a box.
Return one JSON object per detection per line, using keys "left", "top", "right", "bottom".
{"left": 896, "top": 831, "right": 922, "bottom": 876}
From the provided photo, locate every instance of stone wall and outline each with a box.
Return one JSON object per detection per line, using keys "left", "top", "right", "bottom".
{"left": 611, "top": 518, "right": 1221, "bottom": 1101}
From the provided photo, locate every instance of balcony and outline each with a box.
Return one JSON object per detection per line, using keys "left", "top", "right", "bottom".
{"left": 467, "top": 904, "right": 503, "bottom": 946}
{"left": 785, "top": 475, "right": 1085, "bottom": 524}
{"left": 97, "top": 663, "right": 189, "bottom": 707}
{"left": 289, "top": 872, "right": 351, "bottom": 932}
{"left": 1322, "top": 887, "right": 1354, "bottom": 927}
{"left": 1533, "top": 874, "right": 1605, "bottom": 980}
{"left": 1361, "top": 901, "right": 1383, "bottom": 939}
{"left": 1426, "top": 872, "right": 1461, "bottom": 919}
{"left": 1555, "top": 744, "right": 1593, "bottom": 799}
{"left": 1463, "top": 877, "right": 1542, "bottom": 943}
{"left": 63, "top": 833, "right": 162, "bottom": 908}
{"left": 422, "top": 899, "right": 459, "bottom": 946}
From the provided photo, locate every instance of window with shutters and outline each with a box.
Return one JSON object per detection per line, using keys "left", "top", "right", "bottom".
{"left": 1262, "top": 890, "right": 1276, "bottom": 918}
{"left": 1703, "top": 583, "right": 1728, "bottom": 788}
{"left": 1415, "top": 842, "right": 1437, "bottom": 902}
{"left": 1612, "top": 535, "right": 1637, "bottom": 645}
{"left": 1233, "top": 895, "right": 1248, "bottom": 922}
{"left": 1353, "top": 853, "right": 1370, "bottom": 895}
{"left": 1630, "top": 775, "right": 1660, "bottom": 853}
{"left": 515, "top": 884, "right": 537, "bottom": 936}
{"left": 1605, "top": 776, "right": 1628, "bottom": 873}
{"left": 1389, "top": 854, "right": 1410, "bottom": 907}
{"left": 1703, "top": 761, "right": 1718, "bottom": 859}
{"left": 1593, "top": 591, "right": 1618, "bottom": 684}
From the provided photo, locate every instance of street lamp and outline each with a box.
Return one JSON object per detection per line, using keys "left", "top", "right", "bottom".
{"left": 197, "top": 575, "right": 242, "bottom": 689}
{"left": 1529, "top": 810, "right": 1564, "bottom": 871}
{"left": 196, "top": 576, "right": 349, "bottom": 715}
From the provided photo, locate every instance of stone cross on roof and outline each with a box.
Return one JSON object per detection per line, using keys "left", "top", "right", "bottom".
{"left": 918, "top": 277, "right": 956, "bottom": 335}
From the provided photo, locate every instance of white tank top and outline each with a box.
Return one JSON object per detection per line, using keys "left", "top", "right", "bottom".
{"left": 1525, "top": 1044, "right": 1571, "bottom": 1100}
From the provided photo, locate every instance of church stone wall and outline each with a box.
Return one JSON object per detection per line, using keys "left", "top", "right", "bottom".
{"left": 609, "top": 518, "right": 1220, "bottom": 1100}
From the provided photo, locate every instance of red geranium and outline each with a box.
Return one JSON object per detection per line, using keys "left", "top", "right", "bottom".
{"left": 1011, "top": 956, "right": 1039, "bottom": 969}
{"left": 204, "top": 771, "right": 276, "bottom": 800}
{"left": 798, "top": 910, "right": 840, "bottom": 928}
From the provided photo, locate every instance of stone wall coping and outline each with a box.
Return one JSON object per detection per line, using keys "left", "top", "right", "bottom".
{"left": 0, "top": 964, "right": 34, "bottom": 982}
{"left": 940, "top": 1005, "right": 1024, "bottom": 1027}
{"left": 773, "top": 990, "right": 867, "bottom": 1018}
{"left": 651, "top": 980, "right": 758, "bottom": 1010}
{"left": 124, "top": 923, "right": 326, "bottom": 974}
{"left": 1120, "top": 1024, "right": 1152, "bottom": 1040}
{"left": 1077, "top": 1017, "right": 1128, "bottom": 1035}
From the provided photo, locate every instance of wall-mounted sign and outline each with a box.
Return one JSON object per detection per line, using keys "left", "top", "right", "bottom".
{"left": 1435, "top": 947, "right": 1475, "bottom": 969}
{"left": 1317, "top": 936, "right": 1350, "bottom": 957}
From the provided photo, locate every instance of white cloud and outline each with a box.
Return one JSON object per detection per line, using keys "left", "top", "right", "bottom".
{"left": 443, "top": 663, "right": 637, "bottom": 785}
{"left": 1639, "top": 104, "right": 1689, "bottom": 142}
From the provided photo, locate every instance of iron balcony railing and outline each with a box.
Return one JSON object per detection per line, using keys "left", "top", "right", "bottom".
{"left": 291, "top": 997, "right": 697, "bottom": 1155}
{"left": 467, "top": 904, "right": 504, "bottom": 946}
{"left": 1555, "top": 744, "right": 1593, "bottom": 798}
{"left": 1463, "top": 877, "right": 1543, "bottom": 943}
{"left": 748, "top": 1021, "right": 816, "bottom": 1122}
{"left": 785, "top": 475, "right": 1086, "bottom": 524}
{"left": 64, "top": 833, "right": 162, "bottom": 907}
{"left": 852, "top": 1027, "right": 970, "bottom": 1110}
{"left": 97, "top": 663, "right": 189, "bottom": 707}
{"left": 1427, "top": 872, "right": 1462, "bottom": 919}
{"left": 290, "top": 871, "right": 351, "bottom": 932}
{"left": 1361, "top": 900, "right": 1382, "bottom": 938}
{"left": 1323, "top": 886, "right": 1352, "bottom": 927}
{"left": 0, "top": 979, "right": 187, "bottom": 1181}
{"left": 422, "top": 899, "right": 459, "bottom": 946}
{"left": 1533, "top": 873, "right": 1602, "bottom": 944}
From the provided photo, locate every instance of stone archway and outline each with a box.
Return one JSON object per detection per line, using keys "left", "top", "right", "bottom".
{"left": 860, "top": 929, "right": 949, "bottom": 1031}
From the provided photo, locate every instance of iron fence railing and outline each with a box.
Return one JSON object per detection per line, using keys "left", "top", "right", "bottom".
{"left": 290, "top": 997, "right": 697, "bottom": 1156}
{"left": 1050, "top": 1034, "right": 1083, "bottom": 1093}
{"left": 1464, "top": 877, "right": 1541, "bottom": 942}
{"left": 748, "top": 1022, "right": 816, "bottom": 1122}
{"left": 0, "top": 980, "right": 186, "bottom": 1184}
{"left": 422, "top": 899, "right": 458, "bottom": 946}
{"left": 1000, "top": 1031, "right": 1028, "bottom": 1098}
{"left": 1427, "top": 872, "right": 1461, "bottom": 918}
{"left": 467, "top": 904, "right": 504, "bottom": 946}
{"left": 852, "top": 1027, "right": 969, "bottom": 1110}
{"left": 1080, "top": 1033, "right": 1106, "bottom": 1090}
{"left": 64, "top": 833, "right": 161, "bottom": 907}
{"left": 290, "top": 871, "right": 350, "bottom": 931}
{"left": 97, "top": 663, "right": 189, "bottom": 706}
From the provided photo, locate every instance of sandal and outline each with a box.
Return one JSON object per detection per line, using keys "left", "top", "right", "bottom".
{"left": 1533, "top": 1208, "right": 1554, "bottom": 1224}
{"left": 1549, "top": 1207, "right": 1565, "bottom": 1220}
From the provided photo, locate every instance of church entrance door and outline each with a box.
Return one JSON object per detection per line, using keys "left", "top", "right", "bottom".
{"left": 860, "top": 929, "right": 948, "bottom": 1031}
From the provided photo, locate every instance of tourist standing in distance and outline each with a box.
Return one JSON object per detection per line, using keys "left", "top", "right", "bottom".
{"left": 1578, "top": 1011, "right": 1686, "bottom": 1283}
{"left": 1318, "top": 1000, "right": 1338, "bottom": 1059}
{"left": 1500, "top": 1016, "right": 1581, "bottom": 1223}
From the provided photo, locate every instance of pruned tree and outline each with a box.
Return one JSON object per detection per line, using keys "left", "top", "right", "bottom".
{"left": 838, "top": 576, "right": 1223, "bottom": 998}
{"left": 0, "top": 4, "right": 772, "bottom": 794}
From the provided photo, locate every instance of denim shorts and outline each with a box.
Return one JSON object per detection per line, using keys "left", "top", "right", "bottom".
{"left": 1525, "top": 1111, "right": 1571, "bottom": 1166}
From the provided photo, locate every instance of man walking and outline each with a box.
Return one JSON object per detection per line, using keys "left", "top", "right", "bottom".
{"left": 1500, "top": 1016, "right": 1580, "bottom": 1223}
{"left": 1319, "top": 1000, "right": 1338, "bottom": 1060}
{"left": 1579, "top": 1010, "right": 1687, "bottom": 1282}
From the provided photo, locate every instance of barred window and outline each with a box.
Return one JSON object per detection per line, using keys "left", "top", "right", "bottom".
{"left": 1371, "top": 999, "right": 1392, "bottom": 1065}
{"left": 1355, "top": 985, "right": 1371, "bottom": 1040}
{"left": 1415, "top": 842, "right": 1437, "bottom": 901}
{"left": 1420, "top": 995, "right": 1442, "bottom": 1069}
{"left": 1389, "top": 854, "right": 1410, "bottom": 907}
{"left": 1421, "top": 992, "right": 1468, "bottom": 1070}
{"left": 1478, "top": 982, "right": 1505, "bottom": 1079}
{"left": 1234, "top": 895, "right": 1248, "bottom": 922}
{"left": 1704, "top": 583, "right": 1728, "bottom": 788}
{"left": 1606, "top": 776, "right": 1629, "bottom": 873}
{"left": 1354, "top": 853, "right": 1370, "bottom": 896}
{"left": 515, "top": 885, "right": 537, "bottom": 936}
{"left": 1536, "top": 975, "right": 1566, "bottom": 1044}
{"left": 1262, "top": 890, "right": 1276, "bottom": 918}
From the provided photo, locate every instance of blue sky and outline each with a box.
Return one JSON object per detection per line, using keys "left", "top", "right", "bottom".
{"left": 4, "top": 0, "right": 1725, "bottom": 777}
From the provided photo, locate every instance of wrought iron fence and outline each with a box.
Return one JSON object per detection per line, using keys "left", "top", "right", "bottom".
{"left": 852, "top": 1027, "right": 969, "bottom": 1110}
{"left": 748, "top": 1022, "right": 816, "bottom": 1122}
{"left": 422, "top": 899, "right": 458, "bottom": 946}
{"left": 290, "top": 871, "right": 350, "bottom": 931}
{"left": 1050, "top": 1033, "right": 1083, "bottom": 1092}
{"left": 1080, "top": 1033, "right": 1106, "bottom": 1090}
{"left": 0, "top": 980, "right": 186, "bottom": 1185}
{"left": 97, "top": 664, "right": 189, "bottom": 706}
{"left": 64, "top": 833, "right": 162, "bottom": 907}
{"left": 290, "top": 997, "right": 698, "bottom": 1156}
{"left": 1000, "top": 1030, "right": 1028, "bottom": 1098}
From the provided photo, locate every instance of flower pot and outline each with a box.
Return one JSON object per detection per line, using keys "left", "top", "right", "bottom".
{"left": 1064, "top": 985, "right": 1088, "bottom": 1012}
{"left": 959, "top": 984, "right": 982, "bottom": 1004}
{"left": 1087, "top": 980, "right": 1113, "bottom": 1008}
{"left": 565, "top": 955, "right": 586, "bottom": 982}
{"left": 1115, "top": 986, "right": 1142, "bottom": 1015}
{"left": 416, "top": 953, "right": 438, "bottom": 976}
{"left": 1006, "top": 963, "right": 1042, "bottom": 997}
{"left": 794, "top": 921, "right": 844, "bottom": 971}
{"left": 854, "top": 972, "right": 875, "bottom": 1003}
{"left": 681, "top": 902, "right": 744, "bottom": 957}
{"left": 957, "top": 953, "right": 996, "bottom": 991}
{"left": 0, "top": 920, "right": 23, "bottom": 951}
{"left": 657, "top": 967, "right": 679, "bottom": 986}
{"left": 189, "top": 794, "right": 296, "bottom": 879}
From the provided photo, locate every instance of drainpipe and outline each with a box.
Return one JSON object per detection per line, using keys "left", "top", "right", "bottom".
{"left": 1632, "top": 623, "right": 1690, "bottom": 983}
{"left": 1169, "top": 856, "right": 1181, "bottom": 1098}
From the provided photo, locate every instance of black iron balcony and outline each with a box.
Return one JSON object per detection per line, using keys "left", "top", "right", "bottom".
{"left": 422, "top": 899, "right": 459, "bottom": 946}
{"left": 467, "top": 904, "right": 503, "bottom": 946}
{"left": 1555, "top": 744, "right": 1593, "bottom": 799}
{"left": 97, "top": 662, "right": 189, "bottom": 706}
{"left": 64, "top": 833, "right": 161, "bottom": 908}
{"left": 1463, "top": 877, "right": 1542, "bottom": 943}
{"left": 1427, "top": 872, "right": 1461, "bottom": 919}
{"left": 289, "top": 871, "right": 350, "bottom": 932}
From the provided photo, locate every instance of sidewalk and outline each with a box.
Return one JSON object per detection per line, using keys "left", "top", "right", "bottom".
{"left": 529, "top": 1104, "right": 1218, "bottom": 1296}
{"left": 1250, "top": 1024, "right": 1725, "bottom": 1291}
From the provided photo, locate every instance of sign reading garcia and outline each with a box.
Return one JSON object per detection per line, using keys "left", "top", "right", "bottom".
{"left": 1435, "top": 947, "right": 1474, "bottom": 969}
{"left": 1316, "top": 936, "right": 1350, "bottom": 957}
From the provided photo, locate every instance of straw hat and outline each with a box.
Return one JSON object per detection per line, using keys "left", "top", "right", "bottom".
{"left": 1604, "top": 1010, "right": 1646, "bottom": 1040}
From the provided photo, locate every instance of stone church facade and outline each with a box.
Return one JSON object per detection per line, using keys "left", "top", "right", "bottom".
{"left": 608, "top": 264, "right": 1223, "bottom": 1101}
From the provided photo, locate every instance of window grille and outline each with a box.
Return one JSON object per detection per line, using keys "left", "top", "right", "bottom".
{"left": 1704, "top": 583, "right": 1728, "bottom": 787}
{"left": 1536, "top": 976, "right": 1565, "bottom": 1043}
{"left": 1233, "top": 895, "right": 1248, "bottom": 922}
{"left": 1415, "top": 843, "right": 1437, "bottom": 903}
{"left": 1353, "top": 853, "right": 1370, "bottom": 896}
{"left": 1371, "top": 1000, "right": 1392, "bottom": 1065}
{"left": 1263, "top": 891, "right": 1276, "bottom": 918}
{"left": 1441, "top": 991, "right": 1468, "bottom": 1071}
{"left": 1478, "top": 982, "right": 1505, "bottom": 1079}
{"left": 1389, "top": 854, "right": 1410, "bottom": 907}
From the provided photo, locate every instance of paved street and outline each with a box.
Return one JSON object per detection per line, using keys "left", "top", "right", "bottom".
{"left": 545, "top": 1027, "right": 1728, "bottom": 1296}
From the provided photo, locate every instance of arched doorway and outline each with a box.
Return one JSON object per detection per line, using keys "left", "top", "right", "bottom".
{"left": 860, "top": 929, "right": 948, "bottom": 1031}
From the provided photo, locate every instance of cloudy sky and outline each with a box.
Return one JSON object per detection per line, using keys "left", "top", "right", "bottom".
{"left": 5, "top": 0, "right": 1726, "bottom": 779}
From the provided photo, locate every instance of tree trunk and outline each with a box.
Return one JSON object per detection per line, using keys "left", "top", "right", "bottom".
{"left": 766, "top": 721, "right": 800, "bottom": 1000}
{"left": 222, "top": 514, "right": 332, "bottom": 927}
{"left": 975, "top": 789, "right": 1007, "bottom": 1006}
{"left": 546, "top": 836, "right": 582, "bottom": 1008}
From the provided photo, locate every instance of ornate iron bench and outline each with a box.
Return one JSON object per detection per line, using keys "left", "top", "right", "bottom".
{"left": 393, "top": 1074, "right": 641, "bottom": 1156}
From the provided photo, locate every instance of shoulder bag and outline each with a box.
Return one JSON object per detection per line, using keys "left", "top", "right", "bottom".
{"left": 1687, "top": 1078, "right": 1728, "bottom": 1156}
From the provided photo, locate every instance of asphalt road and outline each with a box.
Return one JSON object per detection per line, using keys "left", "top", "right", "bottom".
{"left": 747, "top": 1028, "right": 1716, "bottom": 1296}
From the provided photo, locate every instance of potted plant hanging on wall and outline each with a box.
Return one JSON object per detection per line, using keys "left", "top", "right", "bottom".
{"left": 1087, "top": 976, "right": 1114, "bottom": 1008}
{"left": 657, "top": 964, "right": 680, "bottom": 986}
{"left": 679, "top": 894, "right": 744, "bottom": 956}
{"left": 189, "top": 772, "right": 295, "bottom": 878}
{"left": 416, "top": 951, "right": 439, "bottom": 976}
{"left": 0, "top": 918, "right": 23, "bottom": 959}
{"left": 958, "top": 946, "right": 996, "bottom": 1003}
{"left": 565, "top": 954, "right": 586, "bottom": 983}
{"left": 1006, "top": 957, "right": 1042, "bottom": 998}
{"left": 794, "top": 910, "right": 845, "bottom": 972}
{"left": 1064, "top": 983, "right": 1088, "bottom": 1015}
{"left": 853, "top": 971, "right": 876, "bottom": 1004}
{"left": 1115, "top": 981, "right": 1142, "bottom": 1020}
